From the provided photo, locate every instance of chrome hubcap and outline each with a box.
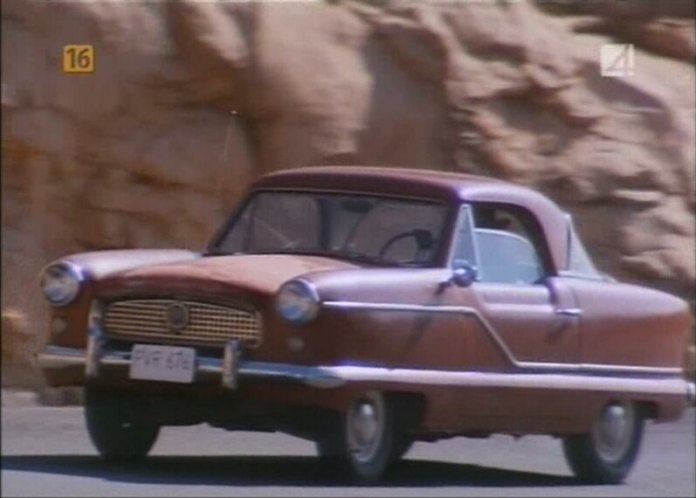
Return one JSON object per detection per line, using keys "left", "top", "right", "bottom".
{"left": 592, "top": 402, "right": 634, "bottom": 462}
{"left": 346, "top": 392, "right": 384, "bottom": 463}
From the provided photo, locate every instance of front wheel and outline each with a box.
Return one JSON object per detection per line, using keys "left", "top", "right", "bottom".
{"left": 315, "top": 391, "right": 398, "bottom": 481}
{"left": 84, "top": 388, "right": 160, "bottom": 462}
{"left": 562, "top": 400, "right": 644, "bottom": 484}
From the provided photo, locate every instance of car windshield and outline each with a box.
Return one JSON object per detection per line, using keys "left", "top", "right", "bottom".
{"left": 210, "top": 191, "right": 448, "bottom": 267}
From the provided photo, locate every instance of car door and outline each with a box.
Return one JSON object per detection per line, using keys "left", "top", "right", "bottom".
{"left": 450, "top": 203, "right": 580, "bottom": 369}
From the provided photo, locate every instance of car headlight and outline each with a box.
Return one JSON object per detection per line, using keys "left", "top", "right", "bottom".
{"left": 40, "top": 261, "right": 84, "bottom": 306}
{"left": 276, "top": 279, "right": 320, "bottom": 325}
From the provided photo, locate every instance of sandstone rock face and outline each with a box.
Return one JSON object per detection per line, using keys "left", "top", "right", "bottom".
{"left": 2, "top": 0, "right": 694, "bottom": 387}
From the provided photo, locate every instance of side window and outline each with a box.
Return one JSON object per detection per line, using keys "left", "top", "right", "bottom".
{"left": 471, "top": 204, "right": 547, "bottom": 285}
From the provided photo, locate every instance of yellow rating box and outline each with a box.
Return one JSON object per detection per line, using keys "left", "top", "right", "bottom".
{"left": 62, "top": 45, "right": 95, "bottom": 74}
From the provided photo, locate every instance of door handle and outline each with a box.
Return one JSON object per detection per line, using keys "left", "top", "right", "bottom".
{"left": 556, "top": 308, "right": 582, "bottom": 317}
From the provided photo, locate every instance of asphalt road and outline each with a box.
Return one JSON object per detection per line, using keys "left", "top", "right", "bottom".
{"left": 1, "top": 405, "right": 694, "bottom": 497}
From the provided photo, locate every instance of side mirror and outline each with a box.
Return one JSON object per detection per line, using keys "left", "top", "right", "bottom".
{"left": 449, "top": 264, "right": 477, "bottom": 288}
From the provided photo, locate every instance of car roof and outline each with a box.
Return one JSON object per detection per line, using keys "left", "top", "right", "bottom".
{"left": 252, "top": 166, "right": 570, "bottom": 272}
{"left": 255, "top": 165, "right": 505, "bottom": 201}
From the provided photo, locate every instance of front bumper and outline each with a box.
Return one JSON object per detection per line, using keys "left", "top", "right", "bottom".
{"left": 38, "top": 332, "right": 346, "bottom": 390}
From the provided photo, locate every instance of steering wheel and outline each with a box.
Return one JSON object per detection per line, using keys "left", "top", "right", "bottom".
{"left": 378, "top": 229, "right": 435, "bottom": 260}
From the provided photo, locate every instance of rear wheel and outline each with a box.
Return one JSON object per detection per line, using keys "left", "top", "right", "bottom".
{"left": 562, "top": 400, "right": 644, "bottom": 484}
{"left": 84, "top": 388, "right": 160, "bottom": 461}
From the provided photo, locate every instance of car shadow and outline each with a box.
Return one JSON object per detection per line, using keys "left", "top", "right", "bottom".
{"left": 1, "top": 454, "right": 581, "bottom": 488}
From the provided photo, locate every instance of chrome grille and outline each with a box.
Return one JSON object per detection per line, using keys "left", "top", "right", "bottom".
{"left": 103, "top": 299, "right": 261, "bottom": 347}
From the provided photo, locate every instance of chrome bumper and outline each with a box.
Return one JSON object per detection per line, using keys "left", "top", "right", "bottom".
{"left": 38, "top": 333, "right": 345, "bottom": 390}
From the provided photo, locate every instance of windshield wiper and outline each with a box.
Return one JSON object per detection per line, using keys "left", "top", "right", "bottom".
{"left": 330, "top": 250, "right": 399, "bottom": 267}
{"left": 252, "top": 248, "right": 397, "bottom": 267}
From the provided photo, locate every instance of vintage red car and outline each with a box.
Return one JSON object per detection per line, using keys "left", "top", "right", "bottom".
{"left": 38, "top": 166, "right": 694, "bottom": 482}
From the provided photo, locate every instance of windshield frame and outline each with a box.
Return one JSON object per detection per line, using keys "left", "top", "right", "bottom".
{"left": 205, "top": 188, "right": 457, "bottom": 268}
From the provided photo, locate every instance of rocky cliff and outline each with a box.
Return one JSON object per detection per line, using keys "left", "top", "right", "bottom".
{"left": 2, "top": 0, "right": 694, "bottom": 388}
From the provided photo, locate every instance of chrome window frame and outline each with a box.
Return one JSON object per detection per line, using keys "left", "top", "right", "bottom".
{"left": 561, "top": 212, "right": 605, "bottom": 280}
{"left": 446, "top": 203, "right": 481, "bottom": 272}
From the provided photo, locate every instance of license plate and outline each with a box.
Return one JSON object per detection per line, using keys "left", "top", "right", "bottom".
{"left": 129, "top": 344, "right": 195, "bottom": 383}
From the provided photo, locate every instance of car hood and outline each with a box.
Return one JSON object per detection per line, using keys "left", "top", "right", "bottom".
{"left": 62, "top": 249, "right": 201, "bottom": 279}
{"left": 97, "top": 254, "right": 361, "bottom": 298}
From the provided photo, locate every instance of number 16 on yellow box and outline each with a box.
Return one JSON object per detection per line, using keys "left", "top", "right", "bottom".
{"left": 63, "top": 45, "right": 94, "bottom": 74}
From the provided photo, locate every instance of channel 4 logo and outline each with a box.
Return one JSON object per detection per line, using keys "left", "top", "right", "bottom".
{"left": 600, "top": 44, "right": 635, "bottom": 77}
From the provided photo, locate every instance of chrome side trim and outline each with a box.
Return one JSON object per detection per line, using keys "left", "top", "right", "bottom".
{"left": 555, "top": 308, "right": 583, "bottom": 317}
{"left": 38, "top": 345, "right": 689, "bottom": 396}
{"left": 687, "top": 382, "right": 695, "bottom": 405}
{"left": 322, "top": 300, "right": 682, "bottom": 376}
{"left": 321, "top": 365, "right": 689, "bottom": 396}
